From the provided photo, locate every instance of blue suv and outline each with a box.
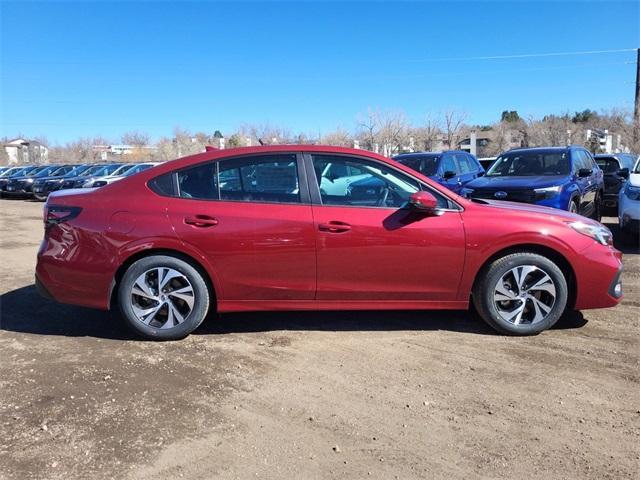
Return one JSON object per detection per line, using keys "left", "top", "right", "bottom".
{"left": 463, "top": 146, "right": 604, "bottom": 219}
{"left": 392, "top": 150, "right": 485, "bottom": 194}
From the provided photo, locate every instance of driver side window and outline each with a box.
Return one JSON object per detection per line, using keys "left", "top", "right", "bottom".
{"left": 312, "top": 155, "right": 421, "bottom": 208}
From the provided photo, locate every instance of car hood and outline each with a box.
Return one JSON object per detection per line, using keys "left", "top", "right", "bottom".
{"left": 476, "top": 199, "right": 600, "bottom": 225}
{"left": 466, "top": 175, "right": 568, "bottom": 189}
{"left": 628, "top": 173, "right": 640, "bottom": 187}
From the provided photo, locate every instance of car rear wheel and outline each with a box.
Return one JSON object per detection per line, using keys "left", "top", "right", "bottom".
{"left": 472, "top": 252, "right": 568, "bottom": 335}
{"left": 118, "top": 255, "right": 211, "bottom": 340}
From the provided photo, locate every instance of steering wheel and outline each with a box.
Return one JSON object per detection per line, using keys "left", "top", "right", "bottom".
{"left": 377, "top": 186, "right": 390, "bottom": 207}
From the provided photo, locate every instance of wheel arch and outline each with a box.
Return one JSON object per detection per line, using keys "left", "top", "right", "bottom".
{"left": 471, "top": 243, "right": 577, "bottom": 309}
{"left": 108, "top": 248, "right": 218, "bottom": 311}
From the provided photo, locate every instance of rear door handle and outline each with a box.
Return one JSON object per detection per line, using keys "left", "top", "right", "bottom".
{"left": 184, "top": 215, "right": 219, "bottom": 227}
{"left": 318, "top": 221, "right": 351, "bottom": 233}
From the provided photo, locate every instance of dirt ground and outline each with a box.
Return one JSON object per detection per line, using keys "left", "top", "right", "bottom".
{"left": 0, "top": 198, "right": 638, "bottom": 480}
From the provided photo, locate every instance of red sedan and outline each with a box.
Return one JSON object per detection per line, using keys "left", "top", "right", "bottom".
{"left": 36, "top": 145, "right": 623, "bottom": 340}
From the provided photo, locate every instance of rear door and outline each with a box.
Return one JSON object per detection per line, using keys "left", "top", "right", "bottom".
{"left": 439, "top": 153, "right": 462, "bottom": 193}
{"left": 166, "top": 153, "right": 317, "bottom": 301}
{"left": 456, "top": 153, "right": 483, "bottom": 188}
{"left": 307, "top": 153, "right": 466, "bottom": 301}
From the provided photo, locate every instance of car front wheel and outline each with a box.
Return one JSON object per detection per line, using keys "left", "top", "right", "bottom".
{"left": 473, "top": 252, "right": 568, "bottom": 335}
{"left": 118, "top": 255, "right": 211, "bottom": 340}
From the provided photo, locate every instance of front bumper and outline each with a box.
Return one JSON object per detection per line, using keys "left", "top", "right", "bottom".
{"left": 572, "top": 243, "right": 623, "bottom": 310}
{"left": 3, "top": 186, "right": 34, "bottom": 196}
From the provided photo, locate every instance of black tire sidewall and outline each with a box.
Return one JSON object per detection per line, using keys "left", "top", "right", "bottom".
{"left": 475, "top": 253, "right": 568, "bottom": 335}
{"left": 118, "top": 255, "right": 210, "bottom": 340}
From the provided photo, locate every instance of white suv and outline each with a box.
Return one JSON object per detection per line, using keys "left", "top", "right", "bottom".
{"left": 618, "top": 156, "right": 640, "bottom": 243}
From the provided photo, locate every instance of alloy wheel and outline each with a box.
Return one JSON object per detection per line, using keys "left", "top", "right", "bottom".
{"left": 493, "top": 265, "right": 557, "bottom": 325}
{"left": 130, "top": 267, "right": 195, "bottom": 329}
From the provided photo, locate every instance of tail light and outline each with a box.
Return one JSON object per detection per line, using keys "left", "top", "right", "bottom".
{"left": 44, "top": 205, "right": 82, "bottom": 228}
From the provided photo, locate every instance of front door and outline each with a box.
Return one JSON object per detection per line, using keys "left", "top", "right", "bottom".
{"left": 166, "top": 153, "right": 316, "bottom": 301}
{"left": 308, "top": 154, "right": 466, "bottom": 301}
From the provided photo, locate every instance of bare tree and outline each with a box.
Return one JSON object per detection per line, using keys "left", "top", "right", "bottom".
{"left": 442, "top": 109, "right": 468, "bottom": 148}
{"left": 355, "top": 108, "right": 381, "bottom": 152}
{"left": 322, "top": 128, "right": 353, "bottom": 147}
{"left": 412, "top": 113, "right": 442, "bottom": 151}
{"left": 121, "top": 131, "right": 150, "bottom": 147}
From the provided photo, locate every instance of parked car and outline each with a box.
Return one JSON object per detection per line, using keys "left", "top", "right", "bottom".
{"left": 594, "top": 153, "right": 638, "bottom": 211}
{"left": 618, "top": 157, "right": 640, "bottom": 243}
{"left": 58, "top": 163, "right": 122, "bottom": 190}
{"left": 0, "top": 165, "right": 45, "bottom": 197}
{"left": 37, "top": 145, "right": 622, "bottom": 340}
{"left": 34, "top": 164, "right": 93, "bottom": 200}
{"left": 392, "top": 151, "right": 485, "bottom": 194}
{"left": 463, "top": 146, "right": 604, "bottom": 220}
{"left": 82, "top": 162, "right": 158, "bottom": 188}
{"left": 0, "top": 166, "right": 30, "bottom": 193}
{"left": 4, "top": 165, "right": 74, "bottom": 198}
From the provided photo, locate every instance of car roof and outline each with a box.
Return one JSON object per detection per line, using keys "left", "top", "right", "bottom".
{"left": 149, "top": 145, "right": 391, "bottom": 175}
{"left": 506, "top": 146, "right": 569, "bottom": 153}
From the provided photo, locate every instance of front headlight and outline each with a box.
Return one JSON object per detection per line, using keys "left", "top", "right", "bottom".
{"left": 24, "top": 178, "right": 34, "bottom": 183}
{"left": 624, "top": 184, "right": 640, "bottom": 201}
{"left": 568, "top": 221, "right": 613, "bottom": 246}
{"left": 534, "top": 185, "right": 562, "bottom": 199}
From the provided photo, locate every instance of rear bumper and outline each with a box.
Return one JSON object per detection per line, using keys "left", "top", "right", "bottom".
{"left": 36, "top": 237, "right": 113, "bottom": 310}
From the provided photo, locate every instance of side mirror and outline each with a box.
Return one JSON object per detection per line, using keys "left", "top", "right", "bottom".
{"left": 409, "top": 191, "right": 438, "bottom": 212}
{"left": 618, "top": 168, "right": 630, "bottom": 179}
{"left": 578, "top": 168, "right": 592, "bottom": 178}
{"left": 442, "top": 170, "right": 456, "bottom": 180}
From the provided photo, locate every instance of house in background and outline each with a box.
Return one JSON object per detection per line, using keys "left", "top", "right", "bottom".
{"left": 3, "top": 138, "right": 49, "bottom": 165}
{"left": 458, "top": 129, "right": 523, "bottom": 157}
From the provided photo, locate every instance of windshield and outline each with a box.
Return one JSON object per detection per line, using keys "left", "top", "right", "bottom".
{"left": 124, "top": 163, "right": 154, "bottom": 176}
{"left": 100, "top": 164, "right": 123, "bottom": 176}
{"left": 0, "top": 168, "right": 21, "bottom": 178}
{"left": 633, "top": 158, "right": 640, "bottom": 174}
{"left": 110, "top": 164, "right": 136, "bottom": 176}
{"left": 487, "top": 151, "right": 570, "bottom": 176}
{"left": 33, "top": 166, "right": 59, "bottom": 177}
{"left": 79, "top": 165, "right": 107, "bottom": 176}
{"left": 25, "top": 166, "right": 48, "bottom": 177}
{"left": 396, "top": 155, "right": 440, "bottom": 176}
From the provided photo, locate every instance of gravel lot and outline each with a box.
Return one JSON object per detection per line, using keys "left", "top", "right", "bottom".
{"left": 0, "top": 198, "right": 638, "bottom": 480}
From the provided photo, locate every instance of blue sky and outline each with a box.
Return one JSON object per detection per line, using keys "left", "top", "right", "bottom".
{"left": 1, "top": 0, "right": 638, "bottom": 144}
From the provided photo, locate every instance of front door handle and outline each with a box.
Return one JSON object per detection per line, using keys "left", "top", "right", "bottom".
{"left": 318, "top": 221, "right": 351, "bottom": 233}
{"left": 184, "top": 215, "right": 219, "bottom": 227}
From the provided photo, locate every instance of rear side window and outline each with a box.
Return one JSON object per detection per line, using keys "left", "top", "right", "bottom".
{"left": 155, "top": 154, "right": 301, "bottom": 203}
{"left": 455, "top": 154, "right": 474, "bottom": 174}
{"left": 149, "top": 172, "right": 177, "bottom": 197}
{"left": 596, "top": 157, "right": 620, "bottom": 173}
{"left": 218, "top": 154, "right": 300, "bottom": 204}
{"left": 179, "top": 163, "right": 218, "bottom": 200}
{"left": 440, "top": 155, "right": 457, "bottom": 174}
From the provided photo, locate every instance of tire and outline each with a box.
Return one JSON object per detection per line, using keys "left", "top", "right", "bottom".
{"left": 34, "top": 192, "right": 48, "bottom": 202}
{"left": 472, "top": 252, "right": 568, "bottom": 335}
{"left": 569, "top": 198, "right": 579, "bottom": 214}
{"left": 117, "top": 255, "right": 211, "bottom": 340}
